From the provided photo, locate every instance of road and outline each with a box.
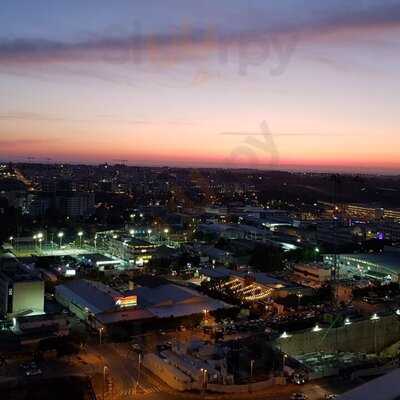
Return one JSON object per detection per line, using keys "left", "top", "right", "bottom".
{"left": 91, "top": 342, "right": 354, "bottom": 400}
{"left": 0, "top": 340, "right": 357, "bottom": 400}
{"left": 91, "top": 343, "right": 170, "bottom": 399}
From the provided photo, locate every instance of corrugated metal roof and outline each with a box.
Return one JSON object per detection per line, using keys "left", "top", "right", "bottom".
{"left": 338, "top": 369, "right": 400, "bottom": 400}
{"left": 55, "top": 280, "right": 118, "bottom": 314}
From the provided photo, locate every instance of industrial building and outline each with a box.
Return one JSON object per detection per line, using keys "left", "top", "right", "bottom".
{"left": 55, "top": 278, "right": 230, "bottom": 329}
{"left": 131, "top": 283, "right": 229, "bottom": 319}
{"left": 200, "top": 267, "right": 306, "bottom": 300}
{"left": 96, "top": 231, "right": 159, "bottom": 266}
{"left": 292, "top": 263, "right": 332, "bottom": 287}
{"left": 55, "top": 279, "right": 138, "bottom": 322}
{"left": 0, "top": 253, "right": 44, "bottom": 318}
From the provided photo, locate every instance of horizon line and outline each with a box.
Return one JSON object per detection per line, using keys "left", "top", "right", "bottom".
{"left": 2, "top": 158, "right": 400, "bottom": 177}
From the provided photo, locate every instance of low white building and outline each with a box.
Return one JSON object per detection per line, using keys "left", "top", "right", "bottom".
{"left": 293, "top": 263, "right": 332, "bottom": 287}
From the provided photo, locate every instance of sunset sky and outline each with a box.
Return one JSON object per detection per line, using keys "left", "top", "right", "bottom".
{"left": 1, "top": 1, "right": 400, "bottom": 173}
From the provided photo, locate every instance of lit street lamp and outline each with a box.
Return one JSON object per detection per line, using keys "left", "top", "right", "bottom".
{"left": 37, "top": 232, "right": 43, "bottom": 252}
{"left": 280, "top": 331, "right": 291, "bottom": 339}
{"left": 312, "top": 324, "right": 322, "bottom": 333}
{"left": 58, "top": 232, "right": 64, "bottom": 248}
{"left": 99, "top": 327, "right": 104, "bottom": 345}
{"left": 78, "top": 231, "right": 83, "bottom": 247}
{"left": 200, "top": 368, "right": 208, "bottom": 394}
{"left": 371, "top": 313, "right": 380, "bottom": 321}
{"left": 297, "top": 292, "right": 303, "bottom": 308}
{"left": 371, "top": 313, "right": 380, "bottom": 354}
{"left": 123, "top": 241, "right": 128, "bottom": 261}
{"left": 203, "top": 309, "right": 208, "bottom": 324}
{"left": 344, "top": 317, "right": 352, "bottom": 326}
{"left": 164, "top": 228, "right": 169, "bottom": 244}
{"left": 282, "top": 353, "right": 288, "bottom": 375}
{"left": 9, "top": 236, "right": 13, "bottom": 247}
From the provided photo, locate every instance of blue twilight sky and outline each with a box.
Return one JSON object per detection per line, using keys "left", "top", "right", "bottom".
{"left": 0, "top": 1, "right": 400, "bottom": 173}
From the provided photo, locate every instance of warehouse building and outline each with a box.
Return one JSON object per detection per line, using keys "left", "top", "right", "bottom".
{"left": 0, "top": 253, "right": 44, "bottom": 318}
{"left": 55, "top": 278, "right": 230, "bottom": 329}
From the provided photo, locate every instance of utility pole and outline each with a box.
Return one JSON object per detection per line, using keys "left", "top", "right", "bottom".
{"left": 248, "top": 359, "right": 255, "bottom": 393}
{"left": 102, "top": 365, "right": 108, "bottom": 400}
{"left": 134, "top": 353, "right": 142, "bottom": 394}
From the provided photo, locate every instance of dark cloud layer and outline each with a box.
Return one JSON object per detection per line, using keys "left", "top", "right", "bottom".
{"left": 0, "top": 3, "right": 398, "bottom": 66}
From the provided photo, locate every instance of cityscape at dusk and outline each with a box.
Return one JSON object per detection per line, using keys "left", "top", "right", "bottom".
{"left": 1, "top": 2, "right": 400, "bottom": 400}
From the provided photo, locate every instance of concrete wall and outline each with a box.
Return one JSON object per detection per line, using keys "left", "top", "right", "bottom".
{"left": 206, "top": 377, "right": 280, "bottom": 393}
{"left": 276, "top": 315, "right": 400, "bottom": 356}
{"left": 13, "top": 280, "right": 44, "bottom": 316}
{"left": 143, "top": 353, "right": 191, "bottom": 392}
{"left": 144, "top": 353, "right": 283, "bottom": 393}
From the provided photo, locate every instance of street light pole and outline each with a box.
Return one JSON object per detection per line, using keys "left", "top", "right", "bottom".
{"left": 78, "top": 231, "right": 83, "bottom": 247}
{"left": 135, "top": 353, "right": 142, "bottom": 394}
{"left": 164, "top": 228, "right": 169, "bottom": 244}
{"left": 282, "top": 353, "right": 288, "bottom": 376}
{"left": 99, "top": 327, "right": 104, "bottom": 345}
{"left": 203, "top": 309, "right": 208, "bottom": 324}
{"left": 58, "top": 232, "right": 64, "bottom": 248}
{"left": 371, "top": 313, "right": 380, "bottom": 354}
{"left": 249, "top": 359, "right": 255, "bottom": 393}
{"left": 200, "top": 368, "right": 208, "bottom": 396}
{"left": 297, "top": 292, "right": 303, "bottom": 308}
{"left": 103, "top": 365, "right": 108, "bottom": 400}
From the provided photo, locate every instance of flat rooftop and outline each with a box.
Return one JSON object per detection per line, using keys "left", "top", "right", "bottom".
{"left": 338, "top": 369, "right": 400, "bottom": 400}
{"left": 131, "top": 283, "right": 231, "bottom": 317}
{"left": 78, "top": 253, "right": 121, "bottom": 264}
{"left": 55, "top": 280, "right": 120, "bottom": 315}
{"left": 117, "top": 237, "right": 154, "bottom": 247}
{"left": 332, "top": 251, "right": 400, "bottom": 274}
{"left": 0, "top": 255, "right": 42, "bottom": 283}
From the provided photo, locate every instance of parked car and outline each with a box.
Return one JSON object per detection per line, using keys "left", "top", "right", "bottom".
{"left": 291, "top": 393, "right": 307, "bottom": 400}
{"left": 25, "top": 368, "right": 42, "bottom": 377}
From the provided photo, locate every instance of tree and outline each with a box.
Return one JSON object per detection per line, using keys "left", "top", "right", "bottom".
{"left": 249, "top": 244, "right": 283, "bottom": 272}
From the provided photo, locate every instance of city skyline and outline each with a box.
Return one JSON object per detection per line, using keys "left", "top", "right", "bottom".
{"left": 1, "top": 1, "right": 400, "bottom": 173}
